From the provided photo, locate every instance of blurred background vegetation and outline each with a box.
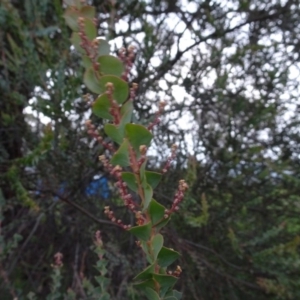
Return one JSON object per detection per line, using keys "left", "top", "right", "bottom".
{"left": 1, "top": 0, "right": 300, "bottom": 299}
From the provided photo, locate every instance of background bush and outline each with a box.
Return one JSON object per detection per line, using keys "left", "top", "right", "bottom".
{"left": 1, "top": 0, "right": 300, "bottom": 299}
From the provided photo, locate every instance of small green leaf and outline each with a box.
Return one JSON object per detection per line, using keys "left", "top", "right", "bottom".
{"left": 157, "top": 247, "right": 180, "bottom": 268}
{"left": 159, "top": 267, "right": 167, "bottom": 275}
{"left": 64, "top": 0, "right": 81, "bottom": 7}
{"left": 149, "top": 199, "right": 166, "bottom": 224}
{"left": 104, "top": 124, "right": 123, "bottom": 144}
{"left": 82, "top": 55, "right": 92, "bottom": 69}
{"left": 64, "top": 6, "right": 95, "bottom": 32}
{"left": 120, "top": 99, "right": 133, "bottom": 117}
{"left": 100, "top": 294, "right": 110, "bottom": 300}
{"left": 145, "top": 171, "right": 162, "bottom": 189}
{"left": 125, "top": 124, "right": 153, "bottom": 153}
{"left": 120, "top": 100, "right": 133, "bottom": 126}
{"left": 70, "top": 32, "right": 85, "bottom": 53}
{"left": 154, "top": 217, "right": 170, "bottom": 231}
{"left": 97, "top": 39, "right": 110, "bottom": 56}
{"left": 121, "top": 172, "right": 138, "bottom": 192}
{"left": 134, "top": 263, "right": 155, "bottom": 281}
{"left": 84, "top": 68, "right": 101, "bottom": 94}
{"left": 152, "top": 234, "right": 164, "bottom": 260}
{"left": 128, "top": 222, "right": 152, "bottom": 241}
{"left": 143, "top": 184, "right": 153, "bottom": 211}
{"left": 98, "top": 55, "right": 124, "bottom": 77}
{"left": 85, "top": 74, "right": 128, "bottom": 100}
{"left": 70, "top": 37, "right": 109, "bottom": 58}
{"left": 164, "top": 290, "right": 182, "bottom": 299}
{"left": 111, "top": 139, "right": 130, "bottom": 167}
{"left": 80, "top": 5, "right": 95, "bottom": 19}
{"left": 99, "top": 75, "right": 129, "bottom": 104}
{"left": 84, "top": 18, "right": 97, "bottom": 40}
{"left": 63, "top": 8, "right": 80, "bottom": 31}
{"left": 172, "top": 290, "right": 182, "bottom": 299}
{"left": 134, "top": 279, "right": 156, "bottom": 291}
{"left": 152, "top": 274, "right": 177, "bottom": 296}
{"left": 144, "top": 288, "right": 160, "bottom": 300}
{"left": 140, "top": 159, "right": 147, "bottom": 187}
{"left": 84, "top": 19, "right": 97, "bottom": 41}
{"left": 141, "top": 241, "right": 153, "bottom": 264}
{"left": 104, "top": 113, "right": 129, "bottom": 144}
{"left": 92, "top": 93, "right": 113, "bottom": 120}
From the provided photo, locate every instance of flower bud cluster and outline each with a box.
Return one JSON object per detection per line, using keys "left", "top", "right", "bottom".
{"left": 111, "top": 165, "right": 138, "bottom": 213}
{"left": 98, "top": 159, "right": 137, "bottom": 227}
{"left": 162, "top": 144, "right": 177, "bottom": 174}
{"left": 105, "top": 82, "right": 120, "bottom": 124}
{"left": 104, "top": 206, "right": 131, "bottom": 230}
{"left": 85, "top": 120, "right": 114, "bottom": 152}
{"left": 118, "top": 47, "right": 126, "bottom": 63}
{"left": 135, "top": 210, "right": 146, "bottom": 225}
{"left": 95, "top": 230, "right": 103, "bottom": 248}
{"left": 164, "top": 179, "right": 188, "bottom": 218}
{"left": 52, "top": 252, "right": 63, "bottom": 268}
{"left": 78, "top": 17, "right": 99, "bottom": 71}
{"left": 148, "top": 101, "right": 167, "bottom": 131}
{"left": 138, "top": 145, "right": 147, "bottom": 167}
{"left": 119, "top": 46, "right": 135, "bottom": 81}
{"left": 167, "top": 265, "right": 182, "bottom": 277}
{"left": 98, "top": 155, "right": 113, "bottom": 172}
{"left": 128, "top": 144, "right": 141, "bottom": 174}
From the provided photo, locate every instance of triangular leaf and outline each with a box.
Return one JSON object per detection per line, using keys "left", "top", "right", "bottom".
{"left": 99, "top": 75, "right": 129, "bottom": 104}
{"left": 97, "top": 39, "right": 110, "bottom": 56}
{"left": 70, "top": 32, "right": 85, "bottom": 53}
{"left": 134, "top": 279, "right": 156, "bottom": 291}
{"left": 144, "top": 288, "right": 160, "bottom": 300}
{"left": 149, "top": 199, "right": 166, "bottom": 225}
{"left": 152, "top": 274, "right": 177, "bottom": 296}
{"left": 120, "top": 100, "right": 133, "bottom": 127}
{"left": 120, "top": 99, "right": 133, "bottom": 117}
{"left": 111, "top": 139, "right": 129, "bottom": 167}
{"left": 104, "top": 124, "right": 123, "bottom": 144}
{"left": 80, "top": 5, "right": 95, "bottom": 19}
{"left": 98, "top": 55, "right": 124, "bottom": 77}
{"left": 145, "top": 171, "right": 162, "bottom": 189}
{"left": 134, "top": 263, "right": 155, "bottom": 281}
{"left": 92, "top": 93, "right": 113, "bottom": 120}
{"left": 141, "top": 241, "right": 153, "bottom": 264}
{"left": 64, "top": 6, "right": 95, "bottom": 32}
{"left": 172, "top": 290, "right": 182, "bottom": 299}
{"left": 71, "top": 36, "right": 110, "bottom": 58}
{"left": 63, "top": 8, "right": 80, "bottom": 31}
{"left": 82, "top": 55, "right": 92, "bottom": 69}
{"left": 152, "top": 234, "right": 164, "bottom": 260}
{"left": 128, "top": 222, "right": 152, "bottom": 242}
{"left": 157, "top": 247, "right": 180, "bottom": 268}
{"left": 154, "top": 217, "right": 170, "bottom": 231}
{"left": 143, "top": 184, "right": 153, "bottom": 211}
{"left": 121, "top": 172, "right": 138, "bottom": 192}
{"left": 84, "top": 68, "right": 101, "bottom": 94}
{"left": 84, "top": 18, "right": 97, "bottom": 40}
{"left": 164, "top": 290, "right": 182, "bottom": 300}
{"left": 125, "top": 124, "right": 153, "bottom": 153}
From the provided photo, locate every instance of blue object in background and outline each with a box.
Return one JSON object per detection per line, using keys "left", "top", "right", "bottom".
{"left": 85, "top": 176, "right": 110, "bottom": 199}
{"left": 35, "top": 175, "right": 111, "bottom": 200}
